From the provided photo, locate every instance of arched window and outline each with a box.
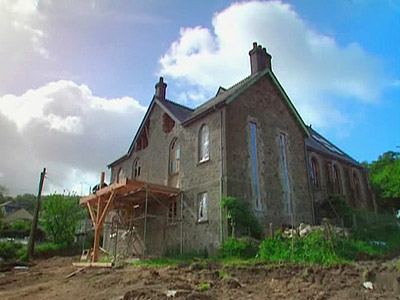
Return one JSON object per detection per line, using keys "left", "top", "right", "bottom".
{"left": 333, "top": 164, "right": 341, "bottom": 194}
{"left": 169, "top": 138, "right": 180, "bottom": 174}
{"left": 117, "top": 167, "right": 126, "bottom": 183}
{"left": 132, "top": 159, "right": 141, "bottom": 179}
{"left": 353, "top": 171, "right": 361, "bottom": 199}
{"left": 310, "top": 157, "right": 320, "bottom": 188}
{"left": 199, "top": 124, "right": 210, "bottom": 162}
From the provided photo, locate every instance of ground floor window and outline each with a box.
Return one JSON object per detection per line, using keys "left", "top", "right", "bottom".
{"left": 197, "top": 192, "right": 208, "bottom": 222}
{"left": 168, "top": 199, "right": 177, "bottom": 224}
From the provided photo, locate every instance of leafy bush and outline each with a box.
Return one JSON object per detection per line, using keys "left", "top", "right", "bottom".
{"left": 351, "top": 211, "right": 400, "bottom": 253}
{"left": 41, "top": 194, "right": 85, "bottom": 244}
{"left": 219, "top": 237, "right": 258, "bottom": 259}
{"left": 221, "top": 196, "right": 262, "bottom": 239}
{"left": 258, "top": 230, "right": 378, "bottom": 265}
{"left": 9, "top": 220, "right": 31, "bottom": 232}
{"left": 0, "top": 241, "right": 24, "bottom": 261}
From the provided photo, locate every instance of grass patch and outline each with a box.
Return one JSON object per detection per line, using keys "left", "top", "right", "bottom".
{"left": 218, "top": 237, "right": 258, "bottom": 259}
{"left": 258, "top": 230, "right": 379, "bottom": 266}
{"left": 0, "top": 241, "right": 24, "bottom": 261}
{"left": 198, "top": 282, "right": 210, "bottom": 292}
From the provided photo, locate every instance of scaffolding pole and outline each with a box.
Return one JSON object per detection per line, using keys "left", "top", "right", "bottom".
{"left": 180, "top": 193, "right": 183, "bottom": 255}
{"left": 143, "top": 184, "right": 148, "bottom": 257}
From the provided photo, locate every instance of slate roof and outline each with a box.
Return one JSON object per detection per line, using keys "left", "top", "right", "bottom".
{"left": 109, "top": 68, "right": 358, "bottom": 168}
{"left": 163, "top": 99, "right": 194, "bottom": 122}
{"left": 306, "top": 127, "right": 359, "bottom": 165}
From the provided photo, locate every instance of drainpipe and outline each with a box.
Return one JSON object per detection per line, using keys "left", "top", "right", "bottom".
{"left": 219, "top": 109, "right": 225, "bottom": 244}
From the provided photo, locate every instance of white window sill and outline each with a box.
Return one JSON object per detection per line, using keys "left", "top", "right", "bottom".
{"left": 197, "top": 158, "right": 210, "bottom": 166}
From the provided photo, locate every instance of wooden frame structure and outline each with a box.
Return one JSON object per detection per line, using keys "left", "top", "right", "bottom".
{"left": 80, "top": 177, "right": 180, "bottom": 262}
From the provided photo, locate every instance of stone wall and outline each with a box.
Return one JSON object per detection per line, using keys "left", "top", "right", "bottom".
{"left": 107, "top": 103, "right": 223, "bottom": 256}
{"left": 225, "top": 75, "right": 314, "bottom": 233}
{"left": 306, "top": 149, "right": 375, "bottom": 220}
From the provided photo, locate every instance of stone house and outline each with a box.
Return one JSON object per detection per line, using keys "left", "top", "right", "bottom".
{"left": 100, "top": 42, "right": 375, "bottom": 257}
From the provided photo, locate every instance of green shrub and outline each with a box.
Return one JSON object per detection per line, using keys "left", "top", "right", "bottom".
{"left": 258, "top": 229, "right": 383, "bottom": 265}
{"left": 219, "top": 237, "right": 258, "bottom": 259}
{"left": 0, "top": 241, "right": 24, "bottom": 261}
{"left": 9, "top": 220, "right": 31, "bottom": 231}
{"left": 41, "top": 194, "right": 85, "bottom": 244}
{"left": 221, "top": 196, "right": 262, "bottom": 239}
{"left": 351, "top": 211, "right": 400, "bottom": 253}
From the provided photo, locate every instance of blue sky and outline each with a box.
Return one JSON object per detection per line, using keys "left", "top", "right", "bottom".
{"left": 0, "top": 0, "right": 399, "bottom": 195}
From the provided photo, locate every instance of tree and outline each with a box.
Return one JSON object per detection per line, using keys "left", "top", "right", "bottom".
{"left": 221, "top": 196, "right": 262, "bottom": 239}
{"left": 367, "top": 151, "right": 400, "bottom": 210}
{"left": 41, "top": 194, "right": 85, "bottom": 244}
{"left": 14, "top": 194, "right": 36, "bottom": 214}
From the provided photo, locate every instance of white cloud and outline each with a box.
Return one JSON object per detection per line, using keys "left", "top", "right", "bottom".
{"left": 0, "top": 80, "right": 146, "bottom": 195}
{"left": 160, "top": 0, "right": 385, "bottom": 129}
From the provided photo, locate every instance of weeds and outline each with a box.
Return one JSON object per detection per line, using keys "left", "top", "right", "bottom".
{"left": 198, "top": 282, "right": 210, "bottom": 292}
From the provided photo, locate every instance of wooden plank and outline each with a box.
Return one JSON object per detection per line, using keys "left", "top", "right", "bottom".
{"left": 65, "top": 267, "right": 85, "bottom": 279}
{"left": 72, "top": 262, "right": 112, "bottom": 268}
{"left": 98, "top": 191, "right": 115, "bottom": 226}
{"left": 86, "top": 202, "right": 96, "bottom": 224}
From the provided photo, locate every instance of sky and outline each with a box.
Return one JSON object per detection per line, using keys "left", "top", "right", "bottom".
{"left": 0, "top": 0, "right": 399, "bottom": 196}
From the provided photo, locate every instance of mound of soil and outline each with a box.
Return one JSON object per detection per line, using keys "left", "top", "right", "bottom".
{"left": 0, "top": 256, "right": 399, "bottom": 299}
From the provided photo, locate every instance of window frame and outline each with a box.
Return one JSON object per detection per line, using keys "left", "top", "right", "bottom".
{"left": 333, "top": 163, "right": 342, "bottom": 194}
{"left": 197, "top": 192, "right": 208, "bottom": 223}
{"left": 198, "top": 124, "right": 210, "bottom": 163}
{"left": 278, "top": 131, "right": 292, "bottom": 215}
{"left": 169, "top": 138, "right": 180, "bottom": 175}
{"left": 167, "top": 199, "right": 178, "bottom": 225}
{"left": 310, "top": 157, "right": 320, "bottom": 189}
{"left": 249, "top": 122, "right": 262, "bottom": 211}
{"left": 132, "top": 158, "right": 141, "bottom": 179}
{"left": 116, "top": 167, "right": 126, "bottom": 183}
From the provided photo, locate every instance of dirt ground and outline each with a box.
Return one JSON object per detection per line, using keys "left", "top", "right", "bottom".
{"left": 0, "top": 256, "right": 399, "bottom": 300}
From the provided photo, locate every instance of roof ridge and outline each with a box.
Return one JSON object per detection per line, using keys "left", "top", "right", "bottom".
{"left": 193, "top": 73, "right": 257, "bottom": 111}
{"left": 164, "top": 99, "right": 194, "bottom": 111}
{"left": 309, "top": 127, "right": 359, "bottom": 163}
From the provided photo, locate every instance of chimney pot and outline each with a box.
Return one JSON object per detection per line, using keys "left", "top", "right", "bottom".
{"left": 155, "top": 77, "right": 167, "bottom": 100}
{"left": 249, "top": 42, "right": 272, "bottom": 74}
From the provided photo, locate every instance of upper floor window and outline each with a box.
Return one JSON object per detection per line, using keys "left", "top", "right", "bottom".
{"left": 310, "top": 157, "right": 320, "bottom": 188}
{"left": 249, "top": 122, "right": 262, "bottom": 210}
{"left": 353, "top": 171, "right": 361, "bottom": 199}
{"left": 132, "top": 159, "right": 141, "bottom": 179}
{"left": 169, "top": 138, "right": 180, "bottom": 174}
{"left": 199, "top": 124, "right": 210, "bottom": 163}
{"left": 333, "top": 164, "right": 342, "bottom": 194}
{"left": 279, "top": 132, "right": 292, "bottom": 214}
{"left": 117, "top": 167, "right": 126, "bottom": 183}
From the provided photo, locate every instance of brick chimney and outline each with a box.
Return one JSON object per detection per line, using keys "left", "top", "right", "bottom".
{"left": 155, "top": 77, "right": 167, "bottom": 100}
{"left": 249, "top": 42, "right": 272, "bottom": 74}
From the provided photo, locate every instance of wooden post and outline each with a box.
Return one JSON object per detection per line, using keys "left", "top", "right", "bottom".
{"left": 92, "top": 191, "right": 115, "bottom": 262}
{"left": 92, "top": 197, "right": 102, "bottom": 262}
{"left": 27, "top": 168, "right": 46, "bottom": 260}
{"left": 269, "top": 222, "right": 274, "bottom": 238}
{"left": 100, "top": 172, "right": 105, "bottom": 188}
{"left": 180, "top": 193, "right": 183, "bottom": 255}
{"left": 143, "top": 184, "right": 148, "bottom": 257}
{"left": 92, "top": 172, "right": 106, "bottom": 262}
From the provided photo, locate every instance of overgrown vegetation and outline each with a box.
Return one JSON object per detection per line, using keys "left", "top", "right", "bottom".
{"left": 41, "top": 194, "right": 85, "bottom": 245}
{"left": 363, "top": 150, "right": 400, "bottom": 211}
{"left": 0, "top": 241, "right": 24, "bottom": 261}
{"left": 218, "top": 237, "right": 258, "bottom": 259}
{"left": 221, "top": 196, "right": 262, "bottom": 239}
